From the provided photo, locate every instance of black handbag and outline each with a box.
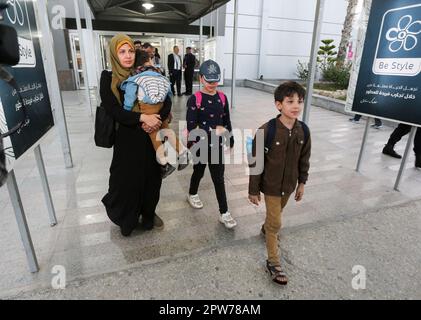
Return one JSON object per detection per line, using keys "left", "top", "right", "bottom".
{"left": 94, "top": 104, "right": 115, "bottom": 148}
{"left": 0, "top": 132, "right": 7, "bottom": 187}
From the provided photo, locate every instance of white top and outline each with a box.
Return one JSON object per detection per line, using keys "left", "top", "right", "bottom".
{"left": 173, "top": 53, "right": 182, "bottom": 70}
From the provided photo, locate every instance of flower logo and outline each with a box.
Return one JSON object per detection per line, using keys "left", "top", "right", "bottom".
{"left": 386, "top": 15, "right": 421, "bottom": 52}
{"left": 208, "top": 64, "right": 218, "bottom": 74}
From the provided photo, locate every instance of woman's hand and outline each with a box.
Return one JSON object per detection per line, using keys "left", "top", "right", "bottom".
{"left": 142, "top": 123, "right": 153, "bottom": 133}
{"left": 141, "top": 114, "right": 162, "bottom": 128}
{"left": 142, "top": 123, "right": 161, "bottom": 133}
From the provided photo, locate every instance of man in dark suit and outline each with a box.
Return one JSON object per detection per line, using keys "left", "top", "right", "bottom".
{"left": 183, "top": 47, "right": 196, "bottom": 95}
{"left": 167, "top": 46, "right": 182, "bottom": 96}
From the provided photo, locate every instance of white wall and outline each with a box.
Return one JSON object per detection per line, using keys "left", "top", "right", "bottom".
{"left": 222, "top": 0, "right": 348, "bottom": 80}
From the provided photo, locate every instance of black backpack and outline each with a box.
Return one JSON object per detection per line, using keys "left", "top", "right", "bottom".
{"left": 264, "top": 115, "right": 310, "bottom": 154}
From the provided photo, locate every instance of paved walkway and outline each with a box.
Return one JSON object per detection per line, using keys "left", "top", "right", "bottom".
{"left": 0, "top": 87, "right": 420, "bottom": 299}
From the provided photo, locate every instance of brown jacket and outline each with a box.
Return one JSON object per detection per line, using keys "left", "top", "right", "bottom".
{"left": 249, "top": 118, "right": 311, "bottom": 197}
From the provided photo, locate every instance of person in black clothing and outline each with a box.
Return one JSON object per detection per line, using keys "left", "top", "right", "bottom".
{"left": 349, "top": 114, "right": 383, "bottom": 129}
{"left": 186, "top": 60, "right": 237, "bottom": 229}
{"left": 134, "top": 40, "right": 142, "bottom": 51}
{"left": 382, "top": 124, "right": 421, "bottom": 168}
{"left": 100, "top": 34, "right": 171, "bottom": 237}
{"left": 167, "top": 46, "right": 183, "bottom": 96}
{"left": 183, "top": 47, "right": 196, "bottom": 95}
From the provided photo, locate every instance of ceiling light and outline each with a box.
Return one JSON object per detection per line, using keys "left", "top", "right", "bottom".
{"left": 142, "top": 2, "right": 154, "bottom": 10}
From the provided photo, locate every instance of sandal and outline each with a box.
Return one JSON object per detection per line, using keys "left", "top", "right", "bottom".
{"left": 266, "top": 260, "right": 288, "bottom": 285}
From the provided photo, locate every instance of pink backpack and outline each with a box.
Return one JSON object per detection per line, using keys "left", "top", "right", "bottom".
{"left": 194, "top": 91, "right": 226, "bottom": 108}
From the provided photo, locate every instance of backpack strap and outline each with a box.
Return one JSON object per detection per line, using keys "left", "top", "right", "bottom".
{"left": 217, "top": 91, "right": 226, "bottom": 107}
{"left": 265, "top": 118, "right": 277, "bottom": 154}
{"left": 299, "top": 121, "right": 310, "bottom": 145}
{"left": 264, "top": 118, "right": 310, "bottom": 154}
{"left": 194, "top": 91, "right": 202, "bottom": 108}
{"left": 195, "top": 91, "right": 226, "bottom": 108}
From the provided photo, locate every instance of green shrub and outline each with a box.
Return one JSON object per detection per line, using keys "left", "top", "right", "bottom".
{"left": 317, "top": 39, "right": 337, "bottom": 71}
{"left": 322, "top": 63, "right": 351, "bottom": 89}
{"left": 295, "top": 60, "right": 309, "bottom": 81}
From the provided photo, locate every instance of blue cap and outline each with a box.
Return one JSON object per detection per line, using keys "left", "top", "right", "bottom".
{"left": 199, "top": 60, "right": 221, "bottom": 82}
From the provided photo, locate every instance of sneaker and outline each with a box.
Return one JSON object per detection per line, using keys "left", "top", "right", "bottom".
{"left": 416, "top": 156, "right": 421, "bottom": 169}
{"left": 219, "top": 212, "right": 237, "bottom": 229}
{"left": 382, "top": 145, "right": 402, "bottom": 159}
{"left": 161, "top": 163, "right": 176, "bottom": 179}
{"left": 177, "top": 150, "right": 190, "bottom": 171}
{"left": 349, "top": 118, "right": 359, "bottom": 124}
{"left": 371, "top": 124, "right": 383, "bottom": 129}
{"left": 187, "top": 194, "right": 204, "bottom": 209}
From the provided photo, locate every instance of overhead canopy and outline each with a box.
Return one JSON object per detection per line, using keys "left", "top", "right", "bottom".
{"left": 88, "top": 0, "right": 230, "bottom": 24}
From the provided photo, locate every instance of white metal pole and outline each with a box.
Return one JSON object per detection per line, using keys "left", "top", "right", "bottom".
{"left": 303, "top": 0, "right": 325, "bottom": 124}
{"left": 34, "top": 145, "right": 57, "bottom": 227}
{"left": 216, "top": 8, "right": 219, "bottom": 38}
{"left": 35, "top": 0, "right": 73, "bottom": 169}
{"left": 199, "top": 17, "right": 203, "bottom": 90}
{"left": 356, "top": 117, "right": 371, "bottom": 172}
{"left": 7, "top": 170, "right": 39, "bottom": 273}
{"left": 210, "top": 11, "right": 214, "bottom": 38}
{"left": 84, "top": 0, "right": 100, "bottom": 106}
{"left": 230, "top": 0, "right": 239, "bottom": 109}
{"left": 394, "top": 127, "right": 417, "bottom": 191}
{"left": 73, "top": 0, "right": 93, "bottom": 115}
{"left": 257, "top": 0, "right": 268, "bottom": 79}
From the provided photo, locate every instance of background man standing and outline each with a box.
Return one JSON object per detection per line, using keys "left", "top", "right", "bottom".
{"left": 183, "top": 47, "right": 196, "bottom": 96}
{"left": 142, "top": 42, "right": 155, "bottom": 59}
{"left": 168, "top": 46, "right": 183, "bottom": 96}
{"left": 134, "top": 40, "right": 142, "bottom": 51}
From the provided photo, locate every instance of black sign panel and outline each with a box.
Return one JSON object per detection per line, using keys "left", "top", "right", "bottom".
{"left": 352, "top": 0, "right": 421, "bottom": 127}
{"left": 0, "top": 0, "right": 54, "bottom": 160}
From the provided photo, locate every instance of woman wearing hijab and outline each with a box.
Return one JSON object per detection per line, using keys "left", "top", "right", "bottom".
{"left": 100, "top": 34, "right": 172, "bottom": 236}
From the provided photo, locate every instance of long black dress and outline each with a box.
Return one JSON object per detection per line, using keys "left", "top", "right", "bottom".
{"left": 99, "top": 70, "right": 170, "bottom": 233}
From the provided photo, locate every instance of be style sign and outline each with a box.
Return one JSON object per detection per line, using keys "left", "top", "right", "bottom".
{"left": 352, "top": 0, "right": 421, "bottom": 127}
{"left": 372, "top": 3, "right": 421, "bottom": 76}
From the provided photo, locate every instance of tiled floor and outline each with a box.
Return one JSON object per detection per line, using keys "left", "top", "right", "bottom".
{"left": 0, "top": 87, "right": 420, "bottom": 297}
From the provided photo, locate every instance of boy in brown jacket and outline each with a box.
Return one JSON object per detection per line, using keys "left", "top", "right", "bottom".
{"left": 248, "top": 81, "right": 311, "bottom": 285}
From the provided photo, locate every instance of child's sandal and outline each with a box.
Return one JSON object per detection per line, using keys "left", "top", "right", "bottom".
{"left": 266, "top": 260, "right": 288, "bottom": 285}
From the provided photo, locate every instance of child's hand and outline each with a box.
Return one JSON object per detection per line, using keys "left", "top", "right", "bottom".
{"left": 295, "top": 183, "right": 305, "bottom": 202}
{"left": 249, "top": 194, "right": 261, "bottom": 206}
{"left": 215, "top": 126, "right": 227, "bottom": 136}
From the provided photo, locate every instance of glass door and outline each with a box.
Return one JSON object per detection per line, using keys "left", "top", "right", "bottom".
{"left": 70, "top": 33, "right": 85, "bottom": 89}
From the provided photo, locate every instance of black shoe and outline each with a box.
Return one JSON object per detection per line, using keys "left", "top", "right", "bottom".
{"left": 416, "top": 155, "right": 421, "bottom": 169}
{"left": 177, "top": 93, "right": 183, "bottom": 97}
{"left": 161, "top": 163, "right": 176, "bottom": 179}
{"left": 120, "top": 225, "right": 133, "bottom": 237}
{"left": 154, "top": 215, "right": 164, "bottom": 230}
{"left": 382, "top": 145, "right": 402, "bottom": 159}
{"left": 177, "top": 151, "right": 190, "bottom": 171}
{"left": 139, "top": 221, "right": 154, "bottom": 231}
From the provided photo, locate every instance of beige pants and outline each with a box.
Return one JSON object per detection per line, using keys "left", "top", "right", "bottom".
{"left": 135, "top": 102, "right": 182, "bottom": 161}
{"left": 264, "top": 194, "right": 290, "bottom": 265}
